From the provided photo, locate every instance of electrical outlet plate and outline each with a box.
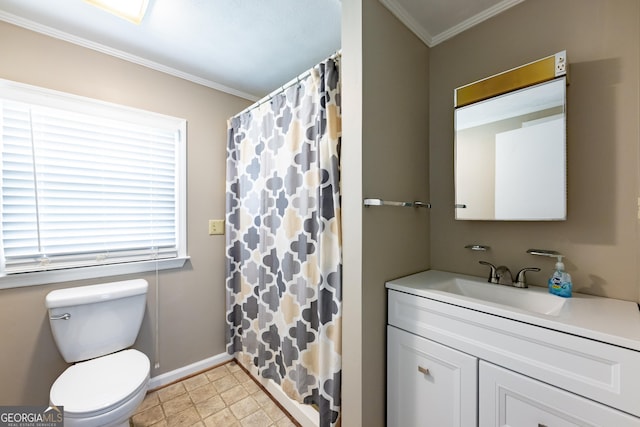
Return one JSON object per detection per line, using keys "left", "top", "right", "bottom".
{"left": 208, "top": 219, "right": 225, "bottom": 235}
{"left": 555, "top": 51, "right": 567, "bottom": 76}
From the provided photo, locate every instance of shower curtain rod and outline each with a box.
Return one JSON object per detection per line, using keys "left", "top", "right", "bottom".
{"left": 236, "top": 50, "right": 341, "bottom": 117}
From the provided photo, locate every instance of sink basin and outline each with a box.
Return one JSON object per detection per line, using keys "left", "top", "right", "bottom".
{"left": 387, "top": 269, "right": 640, "bottom": 353}
{"left": 432, "top": 277, "right": 567, "bottom": 316}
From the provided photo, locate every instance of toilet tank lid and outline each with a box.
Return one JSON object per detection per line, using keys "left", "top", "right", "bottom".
{"left": 46, "top": 279, "right": 148, "bottom": 309}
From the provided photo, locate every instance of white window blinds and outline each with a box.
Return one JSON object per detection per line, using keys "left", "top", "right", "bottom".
{"left": 0, "top": 80, "right": 186, "bottom": 275}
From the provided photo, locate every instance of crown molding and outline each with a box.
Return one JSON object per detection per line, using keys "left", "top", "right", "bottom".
{"left": 430, "top": 0, "right": 525, "bottom": 46}
{"left": 378, "top": 0, "right": 433, "bottom": 46}
{"left": 379, "top": 0, "right": 524, "bottom": 47}
{"left": 0, "top": 11, "right": 259, "bottom": 101}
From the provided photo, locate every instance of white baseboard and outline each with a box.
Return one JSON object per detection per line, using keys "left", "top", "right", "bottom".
{"left": 147, "top": 352, "right": 233, "bottom": 390}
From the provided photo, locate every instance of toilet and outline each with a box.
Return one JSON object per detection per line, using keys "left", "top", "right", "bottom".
{"left": 46, "top": 279, "right": 151, "bottom": 427}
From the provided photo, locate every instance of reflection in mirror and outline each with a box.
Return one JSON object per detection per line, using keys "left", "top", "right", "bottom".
{"left": 455, "top": 77, "right": 567, "bottom": 221}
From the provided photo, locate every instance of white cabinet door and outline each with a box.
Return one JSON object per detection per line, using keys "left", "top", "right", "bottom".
{"left": 387, "top": 326, "right": 477, "bottom": 427}
{"left": 479, "top": 361, "right": 640, "bottom": 427}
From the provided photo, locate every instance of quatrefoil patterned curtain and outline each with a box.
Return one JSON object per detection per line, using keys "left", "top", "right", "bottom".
{"left": 226, "top": 56, "right": 342, "bottom": 427}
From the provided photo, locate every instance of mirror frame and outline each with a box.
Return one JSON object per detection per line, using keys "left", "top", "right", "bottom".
{"left": 454, "top": 51, "right": 568, "bottom": 221}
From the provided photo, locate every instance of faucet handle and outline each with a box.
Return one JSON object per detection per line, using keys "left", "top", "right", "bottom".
{"left": 514, "top": 267, "right": 541, "bottom": 288}
{"left": 479, "top": 261, "right": 498, "bottom": 284}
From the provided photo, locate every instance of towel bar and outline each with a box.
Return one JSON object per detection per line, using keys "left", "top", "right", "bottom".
{"left": 363, "top": 198, "right": 431, "bottom": 209}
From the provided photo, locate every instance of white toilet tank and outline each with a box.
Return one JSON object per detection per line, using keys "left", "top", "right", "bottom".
{"left": 46, "top": 279, "right": 148, "bottom": 363}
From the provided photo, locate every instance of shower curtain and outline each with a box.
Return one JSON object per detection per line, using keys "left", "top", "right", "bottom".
{"left": 225, "top": 56, "right": 341, "bottom": 427}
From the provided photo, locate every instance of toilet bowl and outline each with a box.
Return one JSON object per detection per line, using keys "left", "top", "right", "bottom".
{"left": 50, "top": 349, "right": 150, "bottom": 427}
{"left": 46, "top": 280, "right": 150, "bottom": 427}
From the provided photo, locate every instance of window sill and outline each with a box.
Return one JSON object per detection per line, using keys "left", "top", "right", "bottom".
{"left": 0, "top": 257, "right": 190, "bottom": 290}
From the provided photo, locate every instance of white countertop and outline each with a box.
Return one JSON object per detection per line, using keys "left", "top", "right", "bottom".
{"left": 386, "top": 269, "right": 640, "bottom": 352}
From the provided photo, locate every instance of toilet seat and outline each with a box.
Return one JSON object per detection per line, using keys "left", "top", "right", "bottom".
{"left": 50, "top": 349, "right": 150, "bottom": 417}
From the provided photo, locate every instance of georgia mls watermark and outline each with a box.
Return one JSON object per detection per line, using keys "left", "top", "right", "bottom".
{"left": 0, "top": 406, "right": 63, "bottom": 427}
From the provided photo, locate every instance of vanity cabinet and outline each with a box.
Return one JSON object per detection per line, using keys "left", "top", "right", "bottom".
{"left": 386, "top": 273, "right": 640, "bottom": 427}
{"left": 387, "top": 326, "right": 477, "bottom": 427}
{"left": 479, "top": 361, "right": 640, "bottom": 427}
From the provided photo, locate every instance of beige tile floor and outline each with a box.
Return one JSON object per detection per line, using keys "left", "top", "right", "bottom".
{"left": 130, "top": 360, "right": 301, "bottom": 427}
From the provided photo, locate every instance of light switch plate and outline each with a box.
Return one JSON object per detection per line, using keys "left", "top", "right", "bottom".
{"left": 208, "top": 219, "right": 225, "bottom": 235}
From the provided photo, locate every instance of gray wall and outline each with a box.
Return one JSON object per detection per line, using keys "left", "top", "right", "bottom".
{"left": 342, "top": 0, "right": 430, "bottom": 425}
{"left": 343, "top": 0, "right": 640, "bottom": 425}
{"left": 430, "top": 0, "right": 640, "bottom": 301}
{"left": 0, "top": 21, "right": 250, "bottom": 404}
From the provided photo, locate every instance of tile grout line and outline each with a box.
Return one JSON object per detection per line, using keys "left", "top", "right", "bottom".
{"left": 232, "top": 359, "right": 303, "bottom": 427}
{"left": 131, "top": 358, "right": 305, "bottom": 426}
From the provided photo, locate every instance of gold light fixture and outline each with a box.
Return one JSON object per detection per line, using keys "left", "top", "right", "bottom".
{"left": 455, "top": 51, "right": 567, "bottom": 108}
{"left": 84, "top": 0, "right": 150, "bottom": 24}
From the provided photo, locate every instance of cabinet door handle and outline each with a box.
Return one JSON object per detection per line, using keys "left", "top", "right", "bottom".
{"left": 417, "top": 366, "right": 430, "bottom": 375}
{"left": 538, "top": 424, "right": 548, "bottom": 427}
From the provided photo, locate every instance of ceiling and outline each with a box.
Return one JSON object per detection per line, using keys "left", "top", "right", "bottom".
{"left": 381, "top": 0, "right": 524, "bottom": 46}
{"left": 0, "top": 0, "right": 523, "bottom": 101}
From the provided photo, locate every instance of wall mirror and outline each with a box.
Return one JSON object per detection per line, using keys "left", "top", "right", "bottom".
{"left": 454, "top": 51, "right": 567, "bottom": 221}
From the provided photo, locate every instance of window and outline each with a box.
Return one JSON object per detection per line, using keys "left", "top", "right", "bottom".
{"left": 0, "top": 79, "right": 187, "bottom": 288}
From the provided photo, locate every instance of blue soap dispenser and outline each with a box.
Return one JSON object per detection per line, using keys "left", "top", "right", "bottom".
{"left": 548, "top": 255, "right": 572, "bottom": 298}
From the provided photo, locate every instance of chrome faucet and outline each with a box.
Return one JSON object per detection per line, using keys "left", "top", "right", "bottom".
{"left": 479, "top": 261, "right": 540, "bottom": 288}
{"left": 495, "top": 265, "right": 513, "bottom": 286}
